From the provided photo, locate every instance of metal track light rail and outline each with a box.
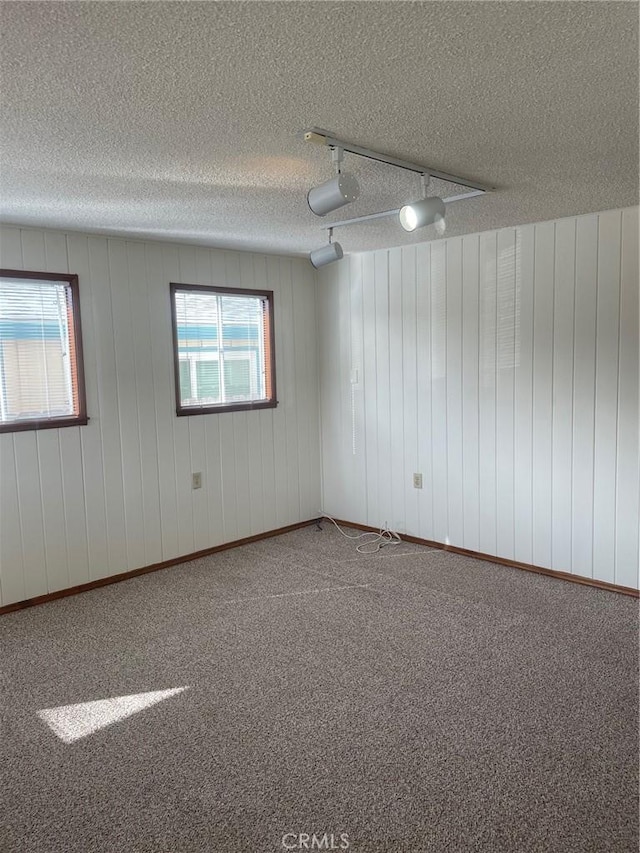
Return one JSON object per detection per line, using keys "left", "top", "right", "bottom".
{"left": 302, "top": 127, "right": 494, "bottom": 193}
{"left": 301, "top": 127, "right": 494, "bottom": 265}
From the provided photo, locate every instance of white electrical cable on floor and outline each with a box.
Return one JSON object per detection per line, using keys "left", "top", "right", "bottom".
{"left": 318, "top": 512, "right": 402, "bottom": 554}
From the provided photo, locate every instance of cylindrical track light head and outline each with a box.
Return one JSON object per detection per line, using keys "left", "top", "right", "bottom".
{"left": 309, "top": 241, "right": 344, "bottom": 268}
{"left": 307, "top": 173, "right": 360, "bottom": 216}
{"left": 399, "top": 196, "right": 446, "bottom": 232}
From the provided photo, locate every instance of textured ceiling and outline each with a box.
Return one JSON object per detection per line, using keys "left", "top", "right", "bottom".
{"left": 0, "top": 1, "right": 638, "bottom": 257}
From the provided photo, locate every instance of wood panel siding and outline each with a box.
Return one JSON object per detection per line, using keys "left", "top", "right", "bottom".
{"left": 0, "top": 227, "right": 320, "bottom": 607}
{"left": 317, "top": 208, "right": 640, "bottom": 589}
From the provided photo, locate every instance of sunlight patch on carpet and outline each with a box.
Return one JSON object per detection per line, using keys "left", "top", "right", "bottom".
{"left": 37, "top": 687, "right": 189, "bottom": 743}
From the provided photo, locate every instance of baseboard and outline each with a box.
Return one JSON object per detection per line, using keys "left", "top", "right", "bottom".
{"left": 0, "top": 518, "right": 321, "bottom": 616}
{"left": 325, "top": 518, "right": 640, "bottom": 599}
{"left": 3, "top": 515, "right": 636, "bottom": 614}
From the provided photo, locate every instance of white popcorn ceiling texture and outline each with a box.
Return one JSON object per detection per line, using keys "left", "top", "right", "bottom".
{"left": 0, "top": 1, "right": 637, "bottom": 256}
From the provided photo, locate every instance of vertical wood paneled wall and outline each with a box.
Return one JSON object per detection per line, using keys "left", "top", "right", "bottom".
{"left": 0, "top": 226, "right": 320, "bottom": 607}
{"left": 317, "top": 207, "right": 639, "bottom": 589}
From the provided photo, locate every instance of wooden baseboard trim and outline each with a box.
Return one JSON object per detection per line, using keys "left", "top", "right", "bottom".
{"left": 0, "top": 519, "right": 321, "bottom": 616}
{"left": 326, "top": 517, "right": 640, "bottom": 599}
{"left": 2, "top": 516, "right": 636, "bottom": 614}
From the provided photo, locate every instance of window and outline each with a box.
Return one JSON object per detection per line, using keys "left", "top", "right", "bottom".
{"left": 170, "top": 283, "right": 276, "bottom": 415}
{"left": 0, "top": 269, "right": 87, "bottom": 433}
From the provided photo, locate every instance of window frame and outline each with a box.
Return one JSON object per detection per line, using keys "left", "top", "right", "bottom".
{"left": 170, "top": 282, "right": 277, "bottom": 417}
{"left": 0, "top": 268, "right": 88, "bottom": 434}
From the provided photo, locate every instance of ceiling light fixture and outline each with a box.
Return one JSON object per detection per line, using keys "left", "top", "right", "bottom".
{"left": 302, "top": 128, "right": 493, "bottom": 257}
{"left": 307, "top": 146, "right": 360, "bottom": 216}
{"left": 399, "top": 176, "right": 446, "bottom": 234}
{"left": 309, "top": 227, "right": 343, "bottom": 268}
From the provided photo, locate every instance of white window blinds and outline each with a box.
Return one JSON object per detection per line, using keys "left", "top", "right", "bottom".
{"left": 171, "top": 285, "right": 275, "bottom": 414}
{"left": 0, "top": 272, "right": 85, "bottom": 430}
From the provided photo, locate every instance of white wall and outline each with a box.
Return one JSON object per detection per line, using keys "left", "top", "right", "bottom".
{"left": 1, "top": 209, "right": 637, "bottom": 604}
{"left": 0, "top": 226, "right": 321, "bottom": 607}
{"left": 317, "top": 207, "right": 639, "bottom": 590}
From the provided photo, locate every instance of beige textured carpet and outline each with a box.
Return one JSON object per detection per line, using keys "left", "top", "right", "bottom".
{"left": 0, "top": 522, "right": 638, "bottom": 853}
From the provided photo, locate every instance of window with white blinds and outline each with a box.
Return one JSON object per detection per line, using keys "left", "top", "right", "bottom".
{"left": 170, "top": 283, "right": 276, "bottom": 415}
{"left": 0, "top": 270, "right": 87, "bottom": 433}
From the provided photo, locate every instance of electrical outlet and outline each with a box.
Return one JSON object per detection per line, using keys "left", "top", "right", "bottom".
{"left": 413, "top": 473, "right": 423, "bottom": 489}
{"left": 192, "top": 472, "right": 202, "bottom": 490}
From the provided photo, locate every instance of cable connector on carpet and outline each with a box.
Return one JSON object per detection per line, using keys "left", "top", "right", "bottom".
{"left": 317, "top": 511, "right": 402, "bottom": 554}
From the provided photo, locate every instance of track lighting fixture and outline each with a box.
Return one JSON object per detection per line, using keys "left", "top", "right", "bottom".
{"left": 399, "top": 196, "right": 446, "bottom": 233}
{"left": 399, "top": 175, "right": 446, "bottom": 234}
{"left": 302, "top": 128, "right": 492, "bottom": 257}
{"left": 307, "top": 146, "right": 360, "bottom": 216}
{"left": 309, "top": 228, "right": 343, "bottom": 268}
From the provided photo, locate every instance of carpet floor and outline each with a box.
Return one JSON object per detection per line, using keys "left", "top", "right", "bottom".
{"left": 0, "top": 522, "right": 638, "bottom": 853}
